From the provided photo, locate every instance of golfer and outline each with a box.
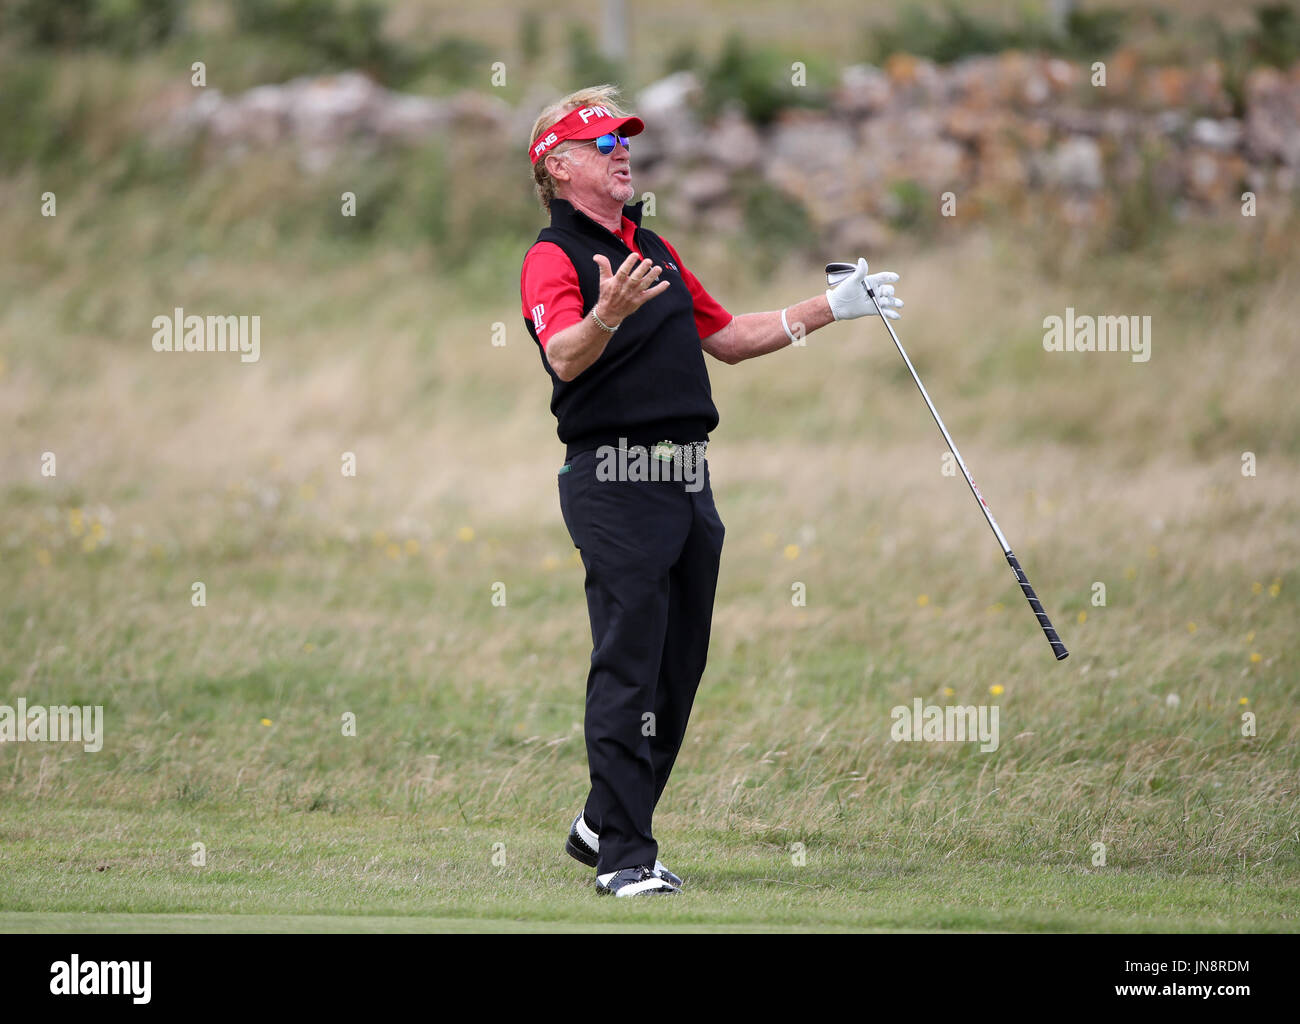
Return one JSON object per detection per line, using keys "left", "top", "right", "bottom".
{"left": 520, "top": 85, "right": 903, "bottom": 896}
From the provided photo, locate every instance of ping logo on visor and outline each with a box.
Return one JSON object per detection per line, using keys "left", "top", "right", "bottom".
{"left": 530, "top": 104, "right": 645, "bottom": 164}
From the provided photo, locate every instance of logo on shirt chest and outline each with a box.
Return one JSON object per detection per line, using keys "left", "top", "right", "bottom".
{"left": 630, "top": 245, "right": 678, "bottom": 276}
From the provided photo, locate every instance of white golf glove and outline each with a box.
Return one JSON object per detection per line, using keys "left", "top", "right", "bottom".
{"left": 825, "top": 257, "right": 903, "bottom": 321}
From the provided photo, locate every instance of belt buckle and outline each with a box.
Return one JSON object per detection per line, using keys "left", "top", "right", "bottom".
{"left": 652, "top": 440, "right": 676, "bottom": 463}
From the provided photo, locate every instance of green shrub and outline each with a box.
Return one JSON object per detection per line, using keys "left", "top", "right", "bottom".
{"left": 230, "top": 0, "right": 487, "bottom": 87}
{"left": 702, "top": 32, "right": 826, "bottom": 127}
{"left": 1057, "top": 7, "right": 1126, "bottom": 57}
{"left": 867, "top": 2, "right": 1126, "bottom": 65}
{"left": 662, "top": 41, "right": 700, "bottom": 75}
{"left": 424, "top": 35, "right": 490, "bottom": 87}
{"left": 884, "top": 179, "right": 930, "bottom": 232}
{"left": 518, "top": 10, "right": 542, "bottom": 67}
{"left": 2, "top": 0, "right": 182, "bottom": 53}
{"left": 1249, "top": 3, "right": 1300, "bottom": 68}
{"left": 738, "top": 175, "right": 815, "bottom": 276}
{"left": 869, "top": 4, "right": 1013, "bottom": 65}
{"left": 564, "top": 22, "right": 620, "bottom": 91}
{"left": 0, "top": 56, "right": 87, "bottom": 171}
{"left": 1210, "top": 4, "right": 1300, "bottom": 117}
{"left": 231, "top": 0, "right": 407, "bottom": 80}
{"left": 1109, "top": 144, "right": 1174, "bottom": 253}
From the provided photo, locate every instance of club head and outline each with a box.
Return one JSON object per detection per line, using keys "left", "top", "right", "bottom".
{"left": 825, "top": 261, "right": 857, "bottom": 287}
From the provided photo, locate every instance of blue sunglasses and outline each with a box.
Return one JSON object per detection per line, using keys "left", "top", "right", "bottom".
{"left": 575, "top": 133, "right": 630, "bottom": 155}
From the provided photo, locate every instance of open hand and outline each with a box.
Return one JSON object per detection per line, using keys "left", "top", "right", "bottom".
{"left": 592, "top": 253, "right": 670, "bottom": 326}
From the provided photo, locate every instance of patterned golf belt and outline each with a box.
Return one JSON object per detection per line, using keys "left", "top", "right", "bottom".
{"left": 620, "top": 439, "right": 708, "bottom": 473}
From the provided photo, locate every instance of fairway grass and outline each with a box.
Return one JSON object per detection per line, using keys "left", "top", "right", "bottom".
{"left": 0, "top": 809, "right": 1296, "bottom": 932}
{"left": 0, "top": 913, "right": 899, "bottom": 934}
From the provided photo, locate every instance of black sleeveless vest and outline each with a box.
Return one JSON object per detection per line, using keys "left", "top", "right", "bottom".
{"left": 522, "top": 198, "right": 720, "bottom": 457}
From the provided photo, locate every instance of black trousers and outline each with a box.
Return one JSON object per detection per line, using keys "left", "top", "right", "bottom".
{"left": 557, "top": 446, "right": 725, "bottom": 873}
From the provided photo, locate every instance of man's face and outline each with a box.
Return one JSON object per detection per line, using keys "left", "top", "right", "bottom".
{"left": 549, "top": 136, "right": 633, "bottom": 205}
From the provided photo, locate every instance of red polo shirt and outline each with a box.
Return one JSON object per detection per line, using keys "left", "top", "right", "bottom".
{"left": 520, "top": 212, "right": 733, "bottom": 350}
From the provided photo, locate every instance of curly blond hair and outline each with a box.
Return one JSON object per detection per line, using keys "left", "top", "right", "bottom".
{"left": 529, "top": 84, "right": 632, "bottom": 213}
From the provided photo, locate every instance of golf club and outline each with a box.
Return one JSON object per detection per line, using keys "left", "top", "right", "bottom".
{"left": 827, "top": 261, "right": 1069, "bottom": 661}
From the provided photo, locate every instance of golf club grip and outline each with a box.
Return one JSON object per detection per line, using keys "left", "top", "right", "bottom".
{"left": 1005, "top": 551, "right": 1069, "bottom": 660}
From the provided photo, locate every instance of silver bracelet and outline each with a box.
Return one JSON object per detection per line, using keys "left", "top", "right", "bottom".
{"left": 590, "top": 309, "right": 619, "bottom": 334}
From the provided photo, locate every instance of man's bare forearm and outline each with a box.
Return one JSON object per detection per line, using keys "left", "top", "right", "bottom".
{"left": 705, "top": 294, "right": 836, "bottom": 365}
{"left": 545, "top": 307, "right": 618, "bottom": 382}
{"left": 545, "top": 255, "right": 671, "bottom": 381}
{"left": 552, "top": 291, "right": 837, "bottom": 377}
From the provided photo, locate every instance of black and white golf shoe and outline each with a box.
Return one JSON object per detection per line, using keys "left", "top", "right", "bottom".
{"left": 565, "top": 812, "right": 684, "bottom": 888}
{"left": 595, "top": 865, "right": 680, "bottom": 897}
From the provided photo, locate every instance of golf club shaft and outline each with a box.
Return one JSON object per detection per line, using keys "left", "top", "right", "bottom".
{"left": 862, "top": 282, "right": 1069, "bottom": 661}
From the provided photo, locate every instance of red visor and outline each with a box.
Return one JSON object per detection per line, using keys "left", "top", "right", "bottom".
{"left": 530, "top": 104, "right": 645, "bottom": 164}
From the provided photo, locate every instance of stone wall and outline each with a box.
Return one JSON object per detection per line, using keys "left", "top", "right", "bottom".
{"left": 639, "top": 54, "right": 1298, "bottom": 251}
{"left": 160, "top": 52, "right": 1300, "bottom": 249}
